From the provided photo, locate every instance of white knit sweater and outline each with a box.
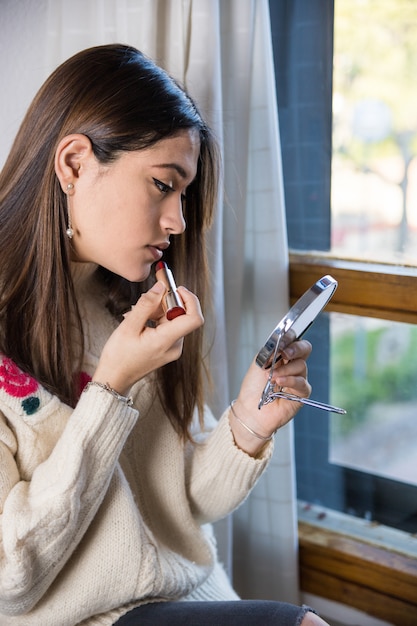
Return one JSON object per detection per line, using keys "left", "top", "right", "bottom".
{"left": 0, "top": 264, "right": 273, "bottom": 625}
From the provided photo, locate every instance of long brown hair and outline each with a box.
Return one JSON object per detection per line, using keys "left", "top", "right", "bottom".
{"left": 0, "top": 44, "right": 219, "bottom": 438}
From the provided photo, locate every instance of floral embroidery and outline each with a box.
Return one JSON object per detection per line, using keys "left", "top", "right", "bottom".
{"left": 0, "top": 359, "right": 92, "bottom": 415}
{"left": 21, "top": 397, "right": 41, "bottom": 415}
{"left": 0, "top": 357, "right": 41, "bottom": 415}
{"left": 78, "top": 371, "right": 92, "bottom": 396}
{"left": 0, "top": 357, "right": 39, "bottom": 398}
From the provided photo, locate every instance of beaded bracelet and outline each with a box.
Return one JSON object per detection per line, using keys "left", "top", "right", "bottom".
{"left": 230, "top": 399, "right": 274, "bottom": 441}
{"left": 84, "top": 381, "right": 133, "bottom": 407}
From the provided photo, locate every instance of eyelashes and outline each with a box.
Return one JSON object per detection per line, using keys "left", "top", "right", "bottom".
{"left": 153, "top": 178, "right": 187, "bottom": 203}
{"left": 153, "top": 177, "right": 173, "bottom": 194}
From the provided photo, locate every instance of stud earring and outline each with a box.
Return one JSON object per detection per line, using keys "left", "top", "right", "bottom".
{"left": 66, "top": 183, "right": 74, "bottom": 239}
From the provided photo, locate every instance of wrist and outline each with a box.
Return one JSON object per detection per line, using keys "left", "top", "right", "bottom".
{"left": 92, "top": 368, "right": 132, "bottom": 398}
{"left": 230, "top": 400, "right": 274, "bottom": 442}
{"left": 229, "top": 399, "right": 275, "bottom": 457}
{"left": 85, "top": 381, "right": 133, "bottom": 406}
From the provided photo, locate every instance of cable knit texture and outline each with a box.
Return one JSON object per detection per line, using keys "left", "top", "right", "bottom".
{"left": 0, "top": 263, "right": 273, "bottom": 625}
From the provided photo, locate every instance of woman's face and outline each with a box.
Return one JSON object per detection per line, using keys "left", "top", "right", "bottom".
{"left": 68, "top": 129, "right": 200, "bottom": 282}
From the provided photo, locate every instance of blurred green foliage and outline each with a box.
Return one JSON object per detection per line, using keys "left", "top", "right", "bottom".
{"left": 330, "top": 320, "right": 417, "bottom": 436}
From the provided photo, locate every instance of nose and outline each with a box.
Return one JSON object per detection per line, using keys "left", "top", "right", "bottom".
{"left": 161, "top": 194, "right": 186, "bottom": 235}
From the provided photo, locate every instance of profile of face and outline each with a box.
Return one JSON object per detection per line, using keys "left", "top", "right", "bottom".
{"left": 55, "top": 128, "right": 200, "bottom": 282}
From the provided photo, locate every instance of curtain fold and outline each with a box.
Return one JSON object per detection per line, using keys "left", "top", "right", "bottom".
{"left": 44, "top": 0, "right": 299, "bottom": 603}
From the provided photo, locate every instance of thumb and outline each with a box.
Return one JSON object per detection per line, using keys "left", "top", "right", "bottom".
{"left": 127, "top": 281, "right": 166, "bottom": 325}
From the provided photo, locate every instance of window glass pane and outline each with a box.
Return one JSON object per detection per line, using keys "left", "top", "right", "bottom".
{"left": 329, "top": 314, "right": 417, "bottom": 487}
{"left": 295, "top": 311, "right": 417, "bottom": 532}
{"left": 332, "top": 0, "right": 417, "bottom": 264}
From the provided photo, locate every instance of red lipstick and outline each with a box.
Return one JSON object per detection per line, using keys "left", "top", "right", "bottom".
{"left": 155, "top": 261, "right": 186, "bottom": 320}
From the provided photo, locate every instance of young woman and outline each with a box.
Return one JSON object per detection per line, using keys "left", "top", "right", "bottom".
{"left": 0, "top": 44, "right": 329, "bottom": 625}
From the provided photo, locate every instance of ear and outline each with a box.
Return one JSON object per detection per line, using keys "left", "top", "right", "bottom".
{"left": 54, "top": 134, "right": 94, "bottom": 192}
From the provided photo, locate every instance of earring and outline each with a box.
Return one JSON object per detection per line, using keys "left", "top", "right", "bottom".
{"left": 66, "top": 220, "right": 74, "bottom": 239}
{"left": 66, "top": 183, "right": 74, "bottom": 239}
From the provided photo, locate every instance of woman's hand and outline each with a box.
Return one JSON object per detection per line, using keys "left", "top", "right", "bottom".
{"left": 92, "top": 281, "right": 204, "bottom": 396}
{"left": 230, "top": 339, "right": 312, "bottom": 456}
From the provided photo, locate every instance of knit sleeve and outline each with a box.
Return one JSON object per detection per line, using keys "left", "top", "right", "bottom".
{"left": 0, "top": 358, "right": 138, "bottom": 617}
{"left": 185, "top": 407, "right": 274, "bottom": 523}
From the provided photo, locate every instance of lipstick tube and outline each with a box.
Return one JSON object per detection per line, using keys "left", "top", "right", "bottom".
{"left": 155, "top": 261, "right": 186, "bottom": 320}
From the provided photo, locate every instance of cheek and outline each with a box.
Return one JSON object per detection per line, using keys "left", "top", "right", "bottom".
{"left": 72, "top": 174, "right": 154, "bottom": 244}
{"left": 73, "top": 187, "right": 114, "bottom": 231}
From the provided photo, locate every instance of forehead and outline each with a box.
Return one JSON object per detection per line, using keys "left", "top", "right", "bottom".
{"left": 147, "top": 129, "right": 201, "bottom": 174}
{"left": 108, "top": 129, "right": 201, "bottom": 182}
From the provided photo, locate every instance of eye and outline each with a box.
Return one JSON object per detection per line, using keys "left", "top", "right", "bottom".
{"left": 153, "top": 178, "right": 173, "bottom": 194}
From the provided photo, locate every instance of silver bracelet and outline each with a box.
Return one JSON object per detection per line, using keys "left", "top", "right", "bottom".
{"left": 84, "top": 381, "right": 133, "bottom": 407}
{"left": 230, "top": 400, "right": 274, "bottom": 441}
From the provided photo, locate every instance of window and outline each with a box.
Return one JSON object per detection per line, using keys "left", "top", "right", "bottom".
{"left": 332, "top": 0, "right": 417, "bottom": 266}
{"left": 270, "top": 0, "right": 417, "bottom": 532}
{"left": 270, "top": 0, "right": 417, "bottom": 626}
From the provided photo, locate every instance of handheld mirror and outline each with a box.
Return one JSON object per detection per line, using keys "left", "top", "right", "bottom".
{"left": 256, "top": 275, "right": 346, "bottom": 414}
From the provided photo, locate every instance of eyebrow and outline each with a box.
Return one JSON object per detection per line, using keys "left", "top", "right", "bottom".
{"left": 153, "top": 163, "right": 189, "bottom": 180}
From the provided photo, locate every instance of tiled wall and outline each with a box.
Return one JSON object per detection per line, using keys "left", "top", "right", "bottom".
{"left": 269, "top": 0, "right": 339, "bottom": 511}
{"left": 270, "top": 0, "right": 333, "bottom": 252}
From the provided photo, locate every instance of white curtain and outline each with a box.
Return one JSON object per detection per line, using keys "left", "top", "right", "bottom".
{"left": 1, "top": 0, "right": 300, "bottom": 604}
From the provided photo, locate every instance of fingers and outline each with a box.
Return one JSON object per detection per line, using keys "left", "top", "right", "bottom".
{"left": 95, "top": 284, "right": 204, "bottom": 393}
{"left": 233, "top": 339, "right": 314, "bottom": 454}
{"left": 274, "top": 374, "right": 312, "bottom": 398}
{"left": 281, "top": 339, "right": 312, "bottom": 361}
{"left": 151, "top": 285, "right": 204, "bottom": 334}
{"left": 272, "top": 364, "right": 311, "bottom": 398}
{"left": 126, "top": 281, "right": 166, "bottom": 326}
{"left": 126, "top": 283, "right": 203, "bottom": 329}
{"left": 271, "top": 339, "right": 312, "bottom": 396}
{"left": 175, "top": 286, "right": 205, "bottom": 328}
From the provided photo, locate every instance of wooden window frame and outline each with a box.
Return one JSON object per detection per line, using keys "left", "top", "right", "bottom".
{"left": 290, "top": 252, "right": 417, "bottom": 624}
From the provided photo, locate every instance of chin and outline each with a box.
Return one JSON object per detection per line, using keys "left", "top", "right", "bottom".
{"left": 99, "top": 257, "right": 153, "bottom": 283}
{"left": 119, "top": 265, "right": 152, "bottom": 283}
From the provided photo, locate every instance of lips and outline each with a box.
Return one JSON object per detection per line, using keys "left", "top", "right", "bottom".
{"left": 148, "top": 241, "right": 170, "bottom": 262}
{"left": 148, "top": 246, "right": 163, "bottom": 261}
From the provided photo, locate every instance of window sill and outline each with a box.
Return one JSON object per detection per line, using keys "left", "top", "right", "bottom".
{"left": 298, "top": 502, "right": 417, "bottom": 625}
{"left": 289, "top": 252, "right": 417, "bottom": 324}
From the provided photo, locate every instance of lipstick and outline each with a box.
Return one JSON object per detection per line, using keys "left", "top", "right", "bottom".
{"left": 155, "top": 261, "right": 186, "bottom": 320}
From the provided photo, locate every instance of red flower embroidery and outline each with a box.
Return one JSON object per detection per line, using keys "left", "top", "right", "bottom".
{"left": 78, "top": 371, "right": 92, "bottom": 396}
{"left": 0, "top": 357, "right": 39, "bottom": 398}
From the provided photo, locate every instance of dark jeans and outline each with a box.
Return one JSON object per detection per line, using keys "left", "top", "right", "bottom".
{"left": 113, "top": 600, "right": 315, "bottom": 625}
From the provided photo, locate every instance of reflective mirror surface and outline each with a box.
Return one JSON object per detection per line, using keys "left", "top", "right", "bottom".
{"left": 256, "top": 275, "right": 338, "bottom": 369}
